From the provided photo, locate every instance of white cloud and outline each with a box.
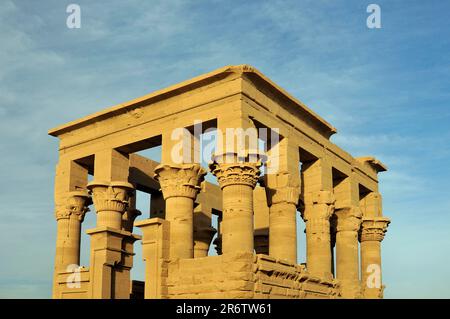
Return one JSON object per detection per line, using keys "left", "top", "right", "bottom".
{"left": 0, "top": 0, "right": 449, "bottom": 298}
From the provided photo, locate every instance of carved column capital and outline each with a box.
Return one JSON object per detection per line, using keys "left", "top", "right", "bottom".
{"left": 333, "top": 206, "right": 363, "bottom": 232}
{"left": 55, "top": 190, "right": 92, "bottom": 221}
{"left": 264, "top": 172, "right": 300, "bottom": 205}
{"left": 302, "top": 190, "right": 335, "bottom": 222}
{"left": 209, "top": 161, "right": 261, "bottom": 189}
{"left": 122, "top": 208, "right": 142, "bottom": 232}
{"left": 154, "top": 163, "right": 206, "bottom": 199}
{"left": 359, "top": 217, "right": 390, "bottom": 242}
{"left": 87, "top": 181, "right": 134, "bottom": 213}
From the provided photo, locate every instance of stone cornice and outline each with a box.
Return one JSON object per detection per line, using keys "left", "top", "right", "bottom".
{"left": 154, "top": 163, "right": 206, "bottom": 199}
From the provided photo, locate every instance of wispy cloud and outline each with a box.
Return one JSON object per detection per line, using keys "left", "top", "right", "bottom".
{"left": 0, "top": 0, "right": 449, "bottom": 298}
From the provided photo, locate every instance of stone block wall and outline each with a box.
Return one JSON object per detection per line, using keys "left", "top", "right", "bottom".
{"left": 55, "top": 267, "right": 91, "bottom": 299}
{"left": 165, "top": 252, "right": 255, "bottom": 299}
{"left": 254, "top": 255, "right": 339, "bottom": 299}
{"left": 163, "top": 252, "right": 339, "bottom": 299}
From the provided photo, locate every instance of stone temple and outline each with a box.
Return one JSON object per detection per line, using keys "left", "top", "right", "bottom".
{"left": 49, "top": 65, "right": 390, "bottom": 299}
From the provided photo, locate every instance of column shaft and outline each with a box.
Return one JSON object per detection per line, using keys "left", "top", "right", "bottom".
{"left": 210, "top": 154, "right": 261, "bottom": 255}
{"left": 303, "top": 191, "right": 334, "bottom": 279}
{"left": 301, "top": 158, "right": 334, "bottom": 278}
{"left": 87, "top": 149, "right": 136, "bottom": 299}
{"left": 265, "top": 137, "right": 300, "bottom": 263}
{"left": 359, "top": 217, "right": 390, "bottom": 298}
{"left": 222, "top": 183, "right": 254, "bottom": 253}
{"left": 334, "top": 206, "right": 362, "bottom": 298}
{"left": 336, "top": 230, "right": 359, "bottom": 281}
{"left": 193, "top": 204, "right": 216, "bottom": 258}
{"left": 53, "top": 159, "right": 90, "bottom": 298}
{"left": 136, "top": 218, "right": 170, "bottom": 299}
{"left": 166, "top": 196, "right": 194, "bottom": 258}
{"left": 306, "top": 219, "right": 332, "bottom": 278}
{"left": 54, "top": 190, "right": 90, "bottom": 298}
{"left": 269, "top": 201, "right": 297, "bottom": 261}
{"left": 360, "top": 240, "right": 381, "bottom": 296}
{"left": 155, "top": 163, "right": 206, "bottom": 260}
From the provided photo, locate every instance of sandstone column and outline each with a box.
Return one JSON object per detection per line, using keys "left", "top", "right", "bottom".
{"left": 333, "top": 206, "right": 362, "bottom": 298}
{"left": 53, "top": 160, "right": 90, "bottom": 298}
{"left": 301, "top": 157, "right": 334, "bottom": 279}
{"left": 265, "top": 176, "right": 299, "bottom": 262}
{"left": 135, "top": 218, "right": 170, "bottom": 299}
{"left": 303, "top": 191, "right": 335, "bottom": 279}
{"left": 86, "top": 180, "right": 135, "bottom": 299}
{"left": 264, "top": 137, "right": 300, "bottom": 263}
{"left": 154, "top": 163, "right": 206, "bottom": 259}
{"left": 333, "top": 173, "right": 363, "bottom": 298}
{"left": 55, "top": 191, "right": 91, "bottom": 267}
{"left": 359, "top": 191, "right": 390, "bottom": 298}
{"left": 211, "top": 113, "right": 262, "bottom": 254}
{"left": 253, "top": 186, "right": 270, "bottom": 255}
{"left": 359, "top": 217, "right": 390, "bottom": 298}
{"left": 87, "top": 181, "right": 135, "bottom": 229}
{"left": 122, "top": 190, "right": 142, "bottom": 232}
{"left": 120, "top": 189, "right": 142, "bottom": 299}
{"left": 86, "top": 149, "right": 136, "bottom": 299}
{"left": 210, "top": 153, "right": 261, "bottom": 254}
{"left": 193, "top": 204, "right": 217, "bottom": 258}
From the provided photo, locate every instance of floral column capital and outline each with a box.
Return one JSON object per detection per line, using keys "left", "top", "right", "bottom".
{"left": 87, "top": 181, "right": 134, "bottom": 213}
{"left": 359, "top": 217, "right": 390, "bottom": 242}
{"left": 209, "top": 152, "right": 261, "bottom": 189}
{"left": 154, "top": 163, "right": 206, "bottom": 199}
{"left": 332, "top": 206, "right": 363, "bottom": 232}
{"left": 55, "top": 190, "right": 92, "bottom": 221}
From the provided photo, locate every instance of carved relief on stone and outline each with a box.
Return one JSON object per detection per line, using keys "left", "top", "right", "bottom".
{"left": 87, "top": 181, "right": 135, "bottom": 213}
{"left": 332, "top": 206, "right": 363, "bottom": 233}
{"left": 359, "top": 217, "right": 390, "bottom": 242}
{"left": 209, "top": 162, "right": 261, "bottom": 189}
{"left": 302, "top": 191, "right": 335, "bottom": 224}
{"left": 55, "top": 190, "right": 92, "bottom": 221}
{"left": 128, "top": 107, "right": 143, "bottom": 119}
{"left": 264, "top": 172, "right": 300, "bottom": 206}
{"left": 154, "top": 163, "right": 206, "bottom": 199}
{"left": 122, "top": 208, "right": 142, "bottom": 232}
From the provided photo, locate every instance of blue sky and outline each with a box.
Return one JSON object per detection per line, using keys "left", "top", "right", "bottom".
{"left": 0, "top": 0, "right": 449, "bottom": 298}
